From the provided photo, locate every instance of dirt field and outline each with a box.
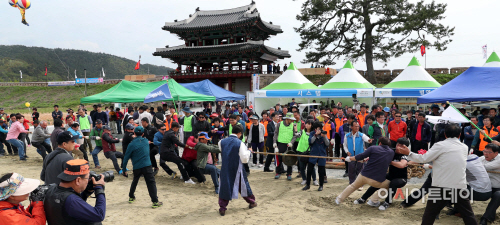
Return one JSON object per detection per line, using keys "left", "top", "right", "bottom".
{"left": 0, "top": 146, "right": 494, "bottom": 225}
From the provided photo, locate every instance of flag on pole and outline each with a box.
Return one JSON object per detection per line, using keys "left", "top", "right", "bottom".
{"left": 420, "top": 45, "right": 426, "bottom": 56}
{"left": 20, "top": 70, "right": 22, "bottom": 79}
{"left": 45, "top": 67, "right": 47, "bottom": 76}
{"left": 483, "top": 45, "right": 488, "bottom": 59}
{"left": 135, "top": 55, "right": 141, "bottom": 70}
{"left": 102, "top": 67, "right": 105, "bottom": 77}
{"left": 75, "top": 70, "right": 77, "bottom": 79}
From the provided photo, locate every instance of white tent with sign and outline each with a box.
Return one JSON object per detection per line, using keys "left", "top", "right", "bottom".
{"left": 375, "top": 57, "right": 441, "bottom": 111}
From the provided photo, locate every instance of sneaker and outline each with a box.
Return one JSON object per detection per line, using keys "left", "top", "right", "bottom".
{"left": 219, "top": 210, "right": 226, "bottom": 216}
{"left": 95, "top": 165, "right": 101, "bottom": 169}
{"left": 258, "top": 164, "right": 263, "bottom": 168}
{"left": 152, "top": 202, "right": 163, "bottom": 209}
{"left": 358, "top": 187, "right": 364, "bottom": 191}
{"left": 302, "top": 185, "right": 310, "bottom": 191}
{"left": 180, "top": 175, "right": 183, "bottom": 180}
{"left": 335, "top": 197, "right": 341, "bottom": 205}
{"left": 249, "top": 202, "right": 257, "bottom": 209}
{"left": 128, "top": 197, "right": 135, "bottom": 203}
{"left": 318, "top": 186, "right": 323, "bottom": 191}
{"left": 275, "top": 174, "right": 280, "bottom": 179}
{"left": 300, "top": 180, "right": 307, "bottom": 185}
{"left": 379, "top": 202, "right": 390, "bottom": 211}
{"left": 296, "top": 172, "right": 301, "bottom": 178}
{"left": 19, "top": 158, "right": 27, "bottom": 161}
{"left": 185, "top": 179, "right": 196, "bottom": 184}
{"left": 343, "top": 173, "right": 348, "bottom": 177}
{"left": 287, "top": 175, "right": 292, "bottom": 181}
{"left": 251, "top": 163, "right": 256, "bottom": 167}
{"left": 170, "top": 172, "right": 177, "bottom": 180}
{"left": 153, "top": 168, "right": 159, "bottom": 176}
{"left": 367, "top": 200, "right": 380, "bottom": 207}
{"left": 353, "top": 198, "right": 366, "bottom": 205}
{"left": 313, "top": 180, "right": 319, "bottom": 186}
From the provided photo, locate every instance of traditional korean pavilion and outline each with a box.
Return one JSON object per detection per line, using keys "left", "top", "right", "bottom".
{"left": 153, "top": 1, "right": 290, "bottom": 93}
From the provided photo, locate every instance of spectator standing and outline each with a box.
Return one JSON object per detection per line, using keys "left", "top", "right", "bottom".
{"left": 109, "top": 108, "right": 117, "bottom": 134}
{"left": 77, "top": 109, "right": 93, "bottom": 157}
{"left": 91, "top": 104, "right": 108, "bottom": 126}
{"left": 51, "top": 105, "right": 63, "bottom": 122}
{"left": 116, "top": 108, "right": 124, "bottom": 134}
{"left": 387, "top": 111, "right": 407, "bottom": 148}
{"left": 31, "top": 107, "right": 39, "bottom": 121}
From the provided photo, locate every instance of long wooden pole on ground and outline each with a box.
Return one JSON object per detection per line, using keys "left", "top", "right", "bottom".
{"left": 253, "top": 151, "right": 343, "bottom": 160}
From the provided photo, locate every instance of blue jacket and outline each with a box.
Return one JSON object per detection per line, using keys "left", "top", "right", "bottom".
{"left": 345, "top": 132, "right": 365, "bottom": 156}
{"left": 464, "top": 126, "right": 476, "bottom": 148}
{"left": 153, "top": 132, "right": 163, "bottom": 146}
{"left": 411, "top": 122, "right": 432, "bottom": 143}
{"left": 67, "top": 127, "right": 83, "bottom": 139}
{"left": 308, "top": 134, "right": 328, "bottom": 166}
{"left": 122, "top": 137, "right": 152, "bottom": 170}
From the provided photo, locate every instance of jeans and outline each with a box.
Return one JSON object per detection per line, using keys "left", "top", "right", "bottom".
{"left": 92, "top": 146, "right": 103, "bottom": 167}
{"left": 7, "top": 139, "right": 24, "bottom": 160}
{"left": 18, "top": 133, "right": 28, "bottom": 157}
{"left": 32, "top": 141, "right": 52, "bottom": 160}
{"left": 129, "top": 166, "right": 158, "bottom": 203}
{"left": 116, "top": 120, "right": 122, "bottom": 134}
{"left": 251, "top": 142, "right": 264, "bottom": 165}
{"left": 200, "top": 164, "right": 220, "bottom": 189}
{"left": 104, "top": 151, "right": 124, "bottom": 173}
{"left": 298, "top": 158, "right": 315, "bottom": 181}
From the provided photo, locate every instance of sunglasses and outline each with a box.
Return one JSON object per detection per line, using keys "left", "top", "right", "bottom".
{"left": 198, "top": 117, "right": 205, "bottom": 119}
{"left": 395, "top": 116, "right": 401, "bottom": 117}
{"left": 160, "top": 129, "right": 166, "bottom": 131}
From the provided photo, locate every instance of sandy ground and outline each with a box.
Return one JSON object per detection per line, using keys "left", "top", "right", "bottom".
{"left": 1, "top": 142, "right": 496, "bottom": 225}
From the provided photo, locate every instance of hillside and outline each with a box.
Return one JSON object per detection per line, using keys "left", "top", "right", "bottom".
{"left": 0, "top": 85, "right": 116, "bottom": 112}
{"left": 0, "top": 45, "right": 173, "bottom": 82}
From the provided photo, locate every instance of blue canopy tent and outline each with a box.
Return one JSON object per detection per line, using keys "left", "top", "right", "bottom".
{"left": 180, "top": 79, "right": 245, "bottom": 101}
{"left": 418, "top": 67, "right": 500, "bottom": 104}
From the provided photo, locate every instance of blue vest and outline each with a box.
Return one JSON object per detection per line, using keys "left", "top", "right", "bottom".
{"left": 219, "top": 135, "right": 253, "bottom": 200}
{"left": 346, "top": 132, "right": 365, "bottom": 156}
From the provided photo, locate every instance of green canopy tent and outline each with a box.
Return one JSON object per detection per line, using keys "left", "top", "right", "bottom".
{"left": 80, "top": 79, "right": 215, "bottom": 103}
{"left": 144, "top": 79, "right": 216, "bottom": 103}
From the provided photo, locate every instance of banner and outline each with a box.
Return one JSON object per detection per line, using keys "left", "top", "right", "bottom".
{"left": 75, "top": 78, "right": 104, "bottom": 84}
{"left": 252, "top": 74, "right": 260, "bottom": 91}
{"left": 483, "top": 45, "right": 488, "bottom": 59}
{"left": 48, "top": 81, "right": 75, "bottom": 87}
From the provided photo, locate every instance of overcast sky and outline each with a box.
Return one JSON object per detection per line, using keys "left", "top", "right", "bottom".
{"left": 1, "top": 0, "right": 499, "bottom": 71}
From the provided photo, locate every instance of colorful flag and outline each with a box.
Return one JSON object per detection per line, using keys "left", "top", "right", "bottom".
{"left": 135, "top": 55, "right": 141, "bottom": 70}
{"left": 45, "top": 67, "right": 47, "bottom": 76}
{"left": 420, "top": 45, "right": 426, "bottom": 56}
{"left": 102, "top": 67, "right": 105, "bottom": 77}
{"left": 483, "top": 45, "right": 488, "bottom": 59}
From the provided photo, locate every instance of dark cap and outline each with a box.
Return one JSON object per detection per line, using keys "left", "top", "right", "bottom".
{"left": 57, "top": 159, "right": 90, "bottom": 182}
{"left": 57, "top": 131, "right": 80, "bottom": 144}
{"left": 103, "top": 125, "right": 111, "bottom": 131}
{"left": 125, "top": 124, "right": 135, "bottom": 130}
{"left": 95, "top": 119, "right": 103, "bottom": 124}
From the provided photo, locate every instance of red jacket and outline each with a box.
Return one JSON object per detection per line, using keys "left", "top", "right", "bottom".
{"left": 101, "top": 132, "right": 119, "bottom": 153}
{"left": 0, "top": 201, "right": 46, "bottom": 225}
{"left": 182, "top": 136, "right": 198, "bottom": 162}
{"left": 388, "top": 120, "right": 408, "bottom": 142}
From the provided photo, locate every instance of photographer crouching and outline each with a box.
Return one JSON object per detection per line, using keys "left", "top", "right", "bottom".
{"left": 0, "top": 173, "right": 46, "bottom": 224}
{"left": 44, "top": 159, "right": 107, "bottom": 225}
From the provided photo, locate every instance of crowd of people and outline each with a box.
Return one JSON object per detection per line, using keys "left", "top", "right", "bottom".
{"left": 3, "top": 100, "right": 500, "bottom": 224}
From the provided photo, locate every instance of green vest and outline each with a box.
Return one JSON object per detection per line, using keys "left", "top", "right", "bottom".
{"left": 277, "top": 121, "right": 293, "bottom": 144}
{"left": 229, "top": 124, "right": 245, "bottom": 142}
{"left": 296, "top": 130, "right": 310, "bottom": 153}
{"left": 184, "top": 115, "right": 194, "bottom": 132}
{"left": 79, "top": 115, "right": 91, "bottom": 130}
{"left": 293, "top": 120, "right": 302, "bottom": 130}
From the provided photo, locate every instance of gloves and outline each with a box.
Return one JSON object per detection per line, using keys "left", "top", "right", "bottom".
{"left": 423, "top": 164, "right": 430, "bottom": 170}
{"left": 273, "top": 143, "right": 277, "bottom": 149}
{"left": 344, "top": 156, "right": 351, "bottom": 162}
{"left": 84, "top": 136, "right": 89, "bottom": 139}
{"left": 330, "top": 139, "right": 335, "bottom": 145}
{"left": 287, "top": 143, "right": 293, "bottom": 147}
{"left": 274, "top": 147, "right": 279, "bottom": 153}
{"left": 95, "top": 137, "right": 101, "bottom": 140}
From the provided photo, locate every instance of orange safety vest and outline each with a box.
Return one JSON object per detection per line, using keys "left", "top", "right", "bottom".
{"left": 261, "top": 120, "right": 269, "bottom": 137}
{"left": 480, "top": 127, "right": 499, "bottom": 151}
{"left": 357, "top": 113, "right": 367, "bottom": 128}
{"left": 323, "top": 120, "right": 333, "bottom": 138}
{"left": 334, "top": 116, "right": 345, "bottom": 133}
{"left": 164, "top": 118, "right": 173, "bottom": 131}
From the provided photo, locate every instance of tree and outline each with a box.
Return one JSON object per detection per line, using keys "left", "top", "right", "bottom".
{"left": 295, "top": 0, "right": 454, "bottom": 83}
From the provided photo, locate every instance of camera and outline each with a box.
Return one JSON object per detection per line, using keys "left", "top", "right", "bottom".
{"left": 30, "top": 185, "right": 50, "bottom": 202}
{"left": 321, "top": 131, "right": 327, "bottom": 135}
{"left": 86, "top": 171, "right": 114, "bottom": 192}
